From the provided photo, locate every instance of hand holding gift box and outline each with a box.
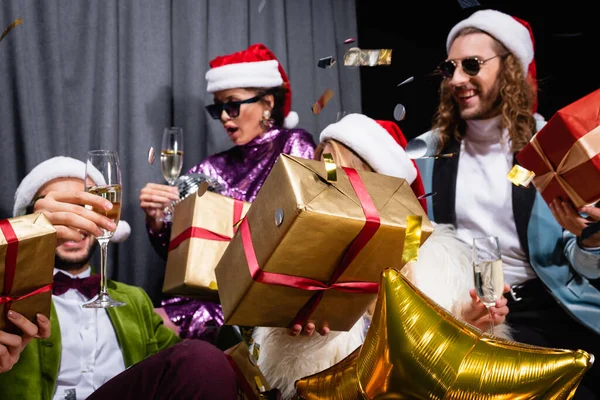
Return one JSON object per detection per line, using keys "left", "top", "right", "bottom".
{"left": 163, "top": 188, "right": 250, "bottom": 299}
{"left": 0, "top": 213, "right": 56, "bottom": 334}
{"left": 215, "top": 154, "right": 433, "bottom": 332}
{"left": 514, "top": 88, "right": 600, "bottom": 208}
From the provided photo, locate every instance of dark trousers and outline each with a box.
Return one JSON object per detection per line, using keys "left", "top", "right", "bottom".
{"left": 506, "top": 279, "right": 600, "bottom": 399}
{"left": 87, "top": 340, "right": 239, "bottom": 400}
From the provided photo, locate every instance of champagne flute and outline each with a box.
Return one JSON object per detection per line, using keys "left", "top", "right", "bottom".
{"left": 472, "top": 236, "right": 504, "bottom": 335}
{"left": 160, "top": 127, "right": 184, "bottom": 222}
{"left": 83, "top": 150, "right": 126, "bottom": 308}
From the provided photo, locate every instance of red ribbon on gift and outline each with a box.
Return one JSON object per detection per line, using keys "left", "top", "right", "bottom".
{"left": 0, "top": 219, "right": 53, "bottom": 323}
{"left": 168, "top": 199, "right": 245, "bottom": 252}
{"left": 240, "top": 167, "right": 381, "bottom": 328}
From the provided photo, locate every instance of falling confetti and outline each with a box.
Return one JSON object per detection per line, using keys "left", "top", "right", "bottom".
{"left": 147, "top": 147, "right": 155, "bottom": 165}
{"left": 417, "top": 192, "right": 437, "bottom": 200}
{"left": 258, "top": 0, "right": 267, "bottom": 13}
{"left": 393, "top": 104, "right": 406, "bottom": 121}
{"left": 0, "top": 18, "right": 22, "bottom": 43}
{"left": 317, "top": 56, "right": 336, "bottom": 68}
{"left": 343, "top": 38, "right": 356, "bottom": 44}
{"left": 311, "top": 89, "right": 334, "bottom": 115}
{"left": 343, "top": 47, "right": 392, "bottom": 67}
{"left": 397, "top": 76, "right": 414, "bottom": 87}
{"left": 457, "top": 0, "right": 480, "bottom": 8}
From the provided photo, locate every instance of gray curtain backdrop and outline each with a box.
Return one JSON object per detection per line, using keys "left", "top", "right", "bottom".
{"left": 0, "top": 0, "right": 361, "bottom": 305}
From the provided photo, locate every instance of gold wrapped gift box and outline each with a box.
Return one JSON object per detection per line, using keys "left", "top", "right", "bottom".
{"left": 224, "top": 341, "right": 272, "bottom": 399}
{"left": 0, "top": 213, "right": 56, "bottom": 333}
{"left": 163, "top": 189, "right": 250, "bottom": 299}
{"left": 216, "top": 155, "right": 433, "bottom": 331}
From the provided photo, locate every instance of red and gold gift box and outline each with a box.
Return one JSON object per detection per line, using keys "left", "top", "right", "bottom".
{"left": 0, "top": 213, "right": 56, "bottom": 333}
{"left": 224, "top": 341, "right": 272, "bottom": 400}
{"left": 515, "top": 88, "right": 600, "bottom": 208}
{"left": 163, "top": 189, "right": 250, "bottom": 299}
{"left": 215, "top": 154, "right": 433, "bottom": 332}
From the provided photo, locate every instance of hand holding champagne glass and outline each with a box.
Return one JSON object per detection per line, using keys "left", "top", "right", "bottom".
{"left": 83, "top": 150, "right": 125, "bottom": 308}
{"left": 472, "top": 236, "right": 504, "bottom": 335}
{"left": 160, "top": 127, "right": 184, "bottom": 222}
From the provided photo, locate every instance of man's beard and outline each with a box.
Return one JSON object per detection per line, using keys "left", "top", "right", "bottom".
{"left": 54, "top": 240, "right": 98, "bottom": 272}
{"left": 458, "top": 82, "right": 502, "bottom": 121}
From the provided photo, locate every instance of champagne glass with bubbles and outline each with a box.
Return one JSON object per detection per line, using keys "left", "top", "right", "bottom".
{"left": 83, "top": 150, "right": 125, "bottom": 308}
{"left": 472, "top": 236, "right": 504, "bottom": 335}
{"left": 160, "top": 127, "right": 184, "bottom": 222}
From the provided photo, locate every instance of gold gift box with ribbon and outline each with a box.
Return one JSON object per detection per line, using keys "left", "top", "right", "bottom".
{"left": 515, "top": 88, "right": 600, "bottom": 208}
{"left": 224, "top": 341, "right": 272, "bottom": 400}
{"left": 163, "top": 189, "right": 250, "bottom": 299}
{"left": 0, "top": 213, "right": 56, "bottom": 333}
{"left": 215, "top": 154, "right": 434, "bottom": 332}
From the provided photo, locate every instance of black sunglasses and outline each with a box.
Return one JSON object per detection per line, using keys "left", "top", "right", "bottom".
{"left": 205, "top": 95, "right": 263, "bottom": 120}
{"left": 438, "top": 54, "right": 503, "bottom": 78}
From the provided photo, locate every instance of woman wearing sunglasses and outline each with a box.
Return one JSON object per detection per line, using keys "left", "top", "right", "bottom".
{"left": 413, "top": 9, "right": 600, "bottom": 398}
{"left": 139, "top": 43, "right": 316, "bottom": 342}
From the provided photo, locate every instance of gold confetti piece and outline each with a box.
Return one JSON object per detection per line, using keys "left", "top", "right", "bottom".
{"left": 343, "top": 47, "right": 392, "bottom": 67}
{"left": 0, "top": 18, "right": 23, "bottom": 43}
{"left": 147, "top": 147, "right": 155, "bottom": 165}
{"left": 253, "top": 375, "right": 266, "bottom": 392}
{"left": 507, "top": 164, "right": 535, "bottom": 187}
{"left": 322, "top": 153, "right": 337, "bottom": 181}
{"left": 311, "top": 89, "right": 334, "bottom": 115}
{"left": 317, "top": 56, "right": 336, "bottom": 68}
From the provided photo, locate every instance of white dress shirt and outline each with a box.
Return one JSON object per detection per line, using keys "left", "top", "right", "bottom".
{"left": 455, "top": 116, "right": 537, "bottom": 287}
{"left": 52, "top": 267, "right": 126, "bottom": 400}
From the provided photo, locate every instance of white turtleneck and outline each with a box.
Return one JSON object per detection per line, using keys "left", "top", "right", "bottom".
{"left": 455, "top": 116, "right": 536, "bottom": 287}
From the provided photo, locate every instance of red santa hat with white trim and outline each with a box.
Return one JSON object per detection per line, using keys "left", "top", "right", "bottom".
{"left": 205, "top": 43, "right": 299, "bottom": 129}
{"left": 319, "top": 113, "right": 428, "bottom": 211}
{"left": 13, "top": 156, "right": 131, "bottom": 243}
{"left": 446, "top": 9, "right": 539, "bottom": 113}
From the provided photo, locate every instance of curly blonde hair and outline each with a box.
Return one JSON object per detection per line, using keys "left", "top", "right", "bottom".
{"left": 433, "top": 28, "right": 537, "bottom": 153}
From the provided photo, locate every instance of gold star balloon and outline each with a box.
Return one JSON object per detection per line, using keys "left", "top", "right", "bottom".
{"left": 295, "top": 268, "right": 593, "bottom": 399}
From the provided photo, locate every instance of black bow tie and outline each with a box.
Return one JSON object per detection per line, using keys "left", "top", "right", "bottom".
{"left": 52, "top": 272, "right": 100, "bottom": 299}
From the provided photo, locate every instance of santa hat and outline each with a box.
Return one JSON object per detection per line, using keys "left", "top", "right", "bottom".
{"left": 319, "top": 113, "right": 427, "bottom": 210}
{"left": 13, "top": 156, "right": 131, "bottom": 243}
{"left": 205, "top": 43, "right": 299, "bottom": 129}
{"left": 446, "top": 9, "right": 538, "bottom": 113}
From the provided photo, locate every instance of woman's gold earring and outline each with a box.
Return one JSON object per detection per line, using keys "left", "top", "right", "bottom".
{"left": 260, "top": 109, "right": 274, "bottom": 129}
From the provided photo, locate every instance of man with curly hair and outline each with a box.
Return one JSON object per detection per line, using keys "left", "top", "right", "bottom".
{"left": 415, "top": 9, "right": 600, "bottom": 399}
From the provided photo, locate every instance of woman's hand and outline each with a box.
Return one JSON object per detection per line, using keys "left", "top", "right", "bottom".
{"left": 0, "top": 312, "right": 50, "bottom": 373}
{"left": 461, "top": 284, "right": 510, "bottom": 331}
{"left": 549, "top": 199, "right": 600, "bottom": 247}
{"left": 34, "top": 191, "right": 116, "bottom": 246}
{"left": 288, "top": 322, "right": 330, "bottom": 337}
{"left": 139, "top": 183, "right": 180, "bottom": 232}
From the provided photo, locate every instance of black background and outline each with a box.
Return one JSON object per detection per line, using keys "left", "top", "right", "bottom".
{"left": 355, "top": 0, "right": 599, "bottom": 139}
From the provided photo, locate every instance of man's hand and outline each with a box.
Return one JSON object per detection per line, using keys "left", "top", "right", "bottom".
{"left": 0, "top": 312, "right": 50, "bottom": 373}
{"left": 549, "top": 199, "right": 600, "bottom": 247}
{"left": 461, "top": 284, "right": 510, "bottom": 332}
{"left": 33, "top": 190, "right": 116, "bottom": 245}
